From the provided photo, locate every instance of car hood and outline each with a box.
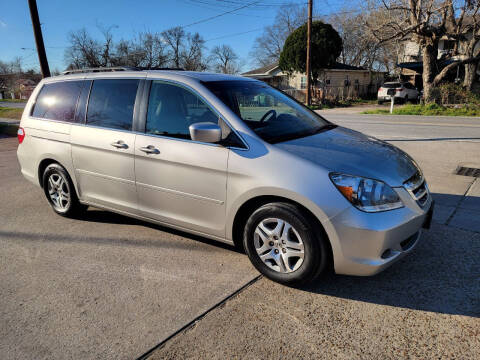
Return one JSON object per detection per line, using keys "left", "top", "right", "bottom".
{"left": 275, "top": 126, "right": 417, "bottom": 187}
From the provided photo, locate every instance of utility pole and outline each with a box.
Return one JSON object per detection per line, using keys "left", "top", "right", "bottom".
{"left": 28, "top": 0, "right": 50, "bottom": 78}
{"left": 306, "top": 0, "right": 312, "bottom": 106}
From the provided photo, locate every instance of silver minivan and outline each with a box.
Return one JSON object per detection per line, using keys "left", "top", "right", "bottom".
{"left": 17, "top": 68, "right": 433, "bottom": 285}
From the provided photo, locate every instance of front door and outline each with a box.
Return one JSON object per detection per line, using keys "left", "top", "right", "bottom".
{"left": 135, "top": 80, "right": 228, "bottom": 237}
{"left": 71, "top": 78, "right": 140, "bottom": 213}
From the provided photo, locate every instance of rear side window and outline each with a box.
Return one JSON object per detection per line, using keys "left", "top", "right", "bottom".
{"left": 32, "top": 81, "right": 84, "bottom": 122}
{"left": 86, "top": 79, "right": 139, "bottom": 131}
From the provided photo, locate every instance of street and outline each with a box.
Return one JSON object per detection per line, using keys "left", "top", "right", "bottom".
{"left": 0, "top": 101, "right": 26, "bottom": 109}
{"left": 1, "top": 114, "right": 479, "bottom": 359}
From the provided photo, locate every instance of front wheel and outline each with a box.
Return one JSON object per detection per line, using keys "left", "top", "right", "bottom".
{"left": 42, "top": 163, "right": 87, "bottom": 217}
{"left": 243, "top": 202, "right": 329, "bottom": 285}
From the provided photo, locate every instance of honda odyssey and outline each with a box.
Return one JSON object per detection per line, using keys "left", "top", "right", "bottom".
{"left": 17, "top": 68, "right": 433, "bottom": 285}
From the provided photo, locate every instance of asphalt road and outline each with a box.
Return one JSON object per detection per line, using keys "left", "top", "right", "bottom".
{"left": 1, "top": 114, "right": 479, "bottom": 359}
{"left": 0, "top": 137, "right": 258, "bottom": 359}
{"left": 0, "top": 101, "right": 26, "bottom": 109}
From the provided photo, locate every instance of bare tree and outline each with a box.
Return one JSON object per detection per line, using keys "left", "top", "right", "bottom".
{"left": 250, "top": 3, "right": 307, "bottom": 66}
{"left": 210, "top": 45, "right": 241, "bottom": 74}
{"left": 181, "top": 33, "right": 208, "bottom": 71}
{"left": 97, "top": 23, "right": 116, "bottom": 67}
{"left": 367, "top": 0, "right": 480, "bottom": 101}
{"left": 460, "top": 4, "right": 480, "bottom": 89}
{"left": 329, "top": 10, "right": 399, "bottom": 72}
{"left": 64, "top": 28, "right": 103, "bottom": 68}
{"left": 162, "top": 26, "right": 186, "bottom": 68}
{"left": 113, "top": 32, "right": 168, "bottom": 68}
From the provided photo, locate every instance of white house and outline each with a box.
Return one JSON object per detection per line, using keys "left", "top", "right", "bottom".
{"left": 242, "top": 62, "right": 385, "bottom": 101}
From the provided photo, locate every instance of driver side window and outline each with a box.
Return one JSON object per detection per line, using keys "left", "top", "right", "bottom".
{"left": 146, "top": 81, "right": 219, "bottom": 139}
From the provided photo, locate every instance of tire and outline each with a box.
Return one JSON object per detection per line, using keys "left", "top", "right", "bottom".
{"left": 404, "top": 95, "right": 409, "bottom": 104}
{"left": 243, "top": 202, "right": 329, "bottom": 285}
{"left": 42, "top": 163, "right": 87, "bottom": 217}
{"left": 377, "top": 100, "right": 383, "bottom": 105}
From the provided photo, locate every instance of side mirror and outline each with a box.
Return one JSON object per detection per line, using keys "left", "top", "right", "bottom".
{"left": 189, "top": 122, "right": 222, "bottom": 143}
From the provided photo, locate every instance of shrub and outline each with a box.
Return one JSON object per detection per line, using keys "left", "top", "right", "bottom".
{"left": 432, "top": 84, "right": 480, "bottom": 105}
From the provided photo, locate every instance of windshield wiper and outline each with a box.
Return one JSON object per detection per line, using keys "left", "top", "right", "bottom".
{"left": 267, "top": 123, "right": 337, "bottom": 144}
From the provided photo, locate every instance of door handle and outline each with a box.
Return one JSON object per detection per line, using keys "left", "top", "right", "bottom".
{"left": 139, "top": 145, "right": 160, "bottom": 154}
{"left": 111, "top": 140, "right": 128, "bottom": 149}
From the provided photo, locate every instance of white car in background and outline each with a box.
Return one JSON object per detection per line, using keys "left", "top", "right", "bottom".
{"left": 378, "top": 82, "right": 420, "bottom": 104}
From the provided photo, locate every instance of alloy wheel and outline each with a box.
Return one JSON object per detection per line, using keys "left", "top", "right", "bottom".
{"left": 47, "top": 173, "right": 70, "bottom": 211}
{"left": 253, "top": 218, "right": 305, "bottom": 273}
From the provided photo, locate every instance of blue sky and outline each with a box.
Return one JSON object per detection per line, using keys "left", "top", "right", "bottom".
{"left": 0, "top": 0, "right": 346, "bottom": 72}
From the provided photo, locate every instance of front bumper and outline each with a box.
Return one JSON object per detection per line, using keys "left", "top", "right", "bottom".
{"left": 327, "top": 187, "right": 433, "bottom": 276}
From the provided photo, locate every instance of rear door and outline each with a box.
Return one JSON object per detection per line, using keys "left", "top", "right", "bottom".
{"left": 71, "top": 78, "right": 142, "bottom": 213}
{"left": 134, "top": 80, "right": 229, "bottom": 237}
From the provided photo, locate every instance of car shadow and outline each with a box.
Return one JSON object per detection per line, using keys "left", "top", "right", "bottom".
{"left": 21, "top": 208, "right": 243, "bottom": 254}
{"left": 27, "top": 192, "right": 477, "bottom": 317}
{"left": 300, "top": 192, "right": 479, "bottom": 318}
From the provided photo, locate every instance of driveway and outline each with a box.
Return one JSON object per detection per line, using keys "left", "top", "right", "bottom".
{"left": 1, "top": 114, "right": 479, "bottom": 359}
{"left": 0, "top": 137, "right": 258, "bottom": 359}
{"left": 150, "top": 114, "right": 480, "bottom": 359}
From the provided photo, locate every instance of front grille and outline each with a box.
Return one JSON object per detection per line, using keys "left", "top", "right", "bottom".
{"left": 404, "top": 171, "right": 429, "bottom": 207}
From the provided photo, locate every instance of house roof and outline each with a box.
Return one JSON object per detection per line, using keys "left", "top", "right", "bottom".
{"left": 242, "top": 62, "right": 372, "bottom": 77}
{"left": 242, "top": 63, "right": 280, "bottom": 76}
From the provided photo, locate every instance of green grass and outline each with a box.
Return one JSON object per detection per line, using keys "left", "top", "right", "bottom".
{"left": 362, "top": 103, "right": 480, "bottom": 117}
{"left": 0, "top": 107, "right": 23, "bottom": 119}
{"left": 0, "top": 98, "right": 27, "bottom": 103}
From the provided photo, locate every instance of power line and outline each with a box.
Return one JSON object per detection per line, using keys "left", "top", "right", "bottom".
{"left": 205, "top": 27, "right": 263, "bottom": 41}
{"left": 181, "top": 0, "right": 261, "bottom": 28}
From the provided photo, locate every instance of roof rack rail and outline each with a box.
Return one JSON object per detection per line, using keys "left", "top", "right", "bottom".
{"left": 134, "top": 67, "right": 184, "bottom": 71}
{"left": 62, "top": 66, "right": 184, "bottom": 75}
{"left": 62, "top": 66, "right": 137, "bottom": 75}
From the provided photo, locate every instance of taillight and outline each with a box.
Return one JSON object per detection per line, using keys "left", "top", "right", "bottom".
{"left": 378, "top": 87, "right": 382, "bottom": 92}
{"left": 17, "top": 127, "right": 25, "bottom": 144}
{"left": 396, "top": 88, "right": 403, "bottom": 92}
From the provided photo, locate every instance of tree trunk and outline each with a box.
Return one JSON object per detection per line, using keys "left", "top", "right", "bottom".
{"left": 422, "top": 41, "right": 438, "bottom": 103}
{"left": 463, "top": 62, "right": 477, "bottom": 90}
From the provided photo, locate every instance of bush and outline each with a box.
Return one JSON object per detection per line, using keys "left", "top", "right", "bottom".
{"left": 430, "top": 84, "right": 480, "bottom": 105}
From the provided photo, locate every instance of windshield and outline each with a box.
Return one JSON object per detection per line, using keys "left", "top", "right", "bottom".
{"left": 202, "top": 80, "right": 331, "bottom": 143}
{"left": 382, "top": 83, "right": 401, "bottom": 88}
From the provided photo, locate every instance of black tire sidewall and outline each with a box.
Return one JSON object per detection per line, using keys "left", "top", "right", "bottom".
{"left": 243, "top": 203, "right": 326, "bottom": 285}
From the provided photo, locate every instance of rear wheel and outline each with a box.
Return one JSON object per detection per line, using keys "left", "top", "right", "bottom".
{"left": 42, "top": 163, "right": 87, "bottom": 217}
{"left": 243, "top": 202, "right": 329, "bottom": 285}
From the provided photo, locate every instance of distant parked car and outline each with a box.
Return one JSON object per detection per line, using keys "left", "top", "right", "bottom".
{"left": 378, "top": 82, "right": 420, "bottom": 104}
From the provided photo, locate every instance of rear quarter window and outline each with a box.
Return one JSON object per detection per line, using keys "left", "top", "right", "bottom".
{"left": 32, "top": 81, "right": 84, "bottom": 122}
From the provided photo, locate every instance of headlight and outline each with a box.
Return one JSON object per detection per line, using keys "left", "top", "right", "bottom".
{"left": 330, "top": 173, "right": 403, "bottom": 212}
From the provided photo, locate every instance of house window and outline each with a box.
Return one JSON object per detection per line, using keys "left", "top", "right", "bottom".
{"left": 300, "top": 76, "right": 307, "bottom": 89}
{"left": 326, "top": 79, "right": 330, "bottom": 85}
{"left": 354, "top": 79, "right": 359, "bottom": 84}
